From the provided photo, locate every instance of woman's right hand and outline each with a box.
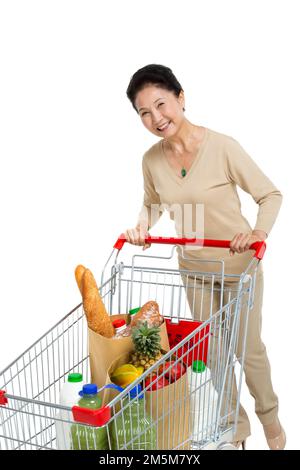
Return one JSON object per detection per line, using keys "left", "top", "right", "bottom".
{"left": 124, "top": 225, "right": 151, "bottom": 251}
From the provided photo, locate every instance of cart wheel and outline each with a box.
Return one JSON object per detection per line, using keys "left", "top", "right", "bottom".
{"left": 217, "top": 442, "right": 239, "bottom": 450}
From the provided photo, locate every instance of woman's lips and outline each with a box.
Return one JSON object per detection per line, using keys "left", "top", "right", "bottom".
{"left": 157, "top": 121, "right": 171, "bottom": 132}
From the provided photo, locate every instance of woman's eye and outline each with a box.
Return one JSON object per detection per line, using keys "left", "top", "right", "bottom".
{"left": 141, "top": 103, "right": 164, "bottom": 116}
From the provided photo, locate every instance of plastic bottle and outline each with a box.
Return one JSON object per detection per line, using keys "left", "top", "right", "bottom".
{"left": 55, "top": 372, "right": 84, "bottom": 450}
{"left": 60, "top": 373, "right": 84, "bottom": 411}
{"left": 110, "top": 384, "right": 156, "bottom": 450}
{"left": 188, "top": 360, "right": 219, "bottom": 442}
{"left": 128, "top": 307, "right": 141, "bottom": 323}
{"left": 112, "top": 319, "right": 131, "bottom": 338}
{"left": 71, "top": 384, "right": 108, "bottom": 450}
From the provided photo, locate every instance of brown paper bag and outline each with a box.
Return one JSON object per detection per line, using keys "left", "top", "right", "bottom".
{"left": 89, "top": 315, "right": 170, "bottom": 389}
{"left": 102, "top": 351, "right": 134, "bottom": 407}
{"left": 145, "top": 374, "right": 190, "bottom": 450}
{"left": 103, "top": 351, "right": 191, "bottom": 450}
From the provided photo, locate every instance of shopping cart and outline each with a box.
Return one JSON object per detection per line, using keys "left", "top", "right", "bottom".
{"left": 0, "top": 235, "right": 266, "bottom": 451}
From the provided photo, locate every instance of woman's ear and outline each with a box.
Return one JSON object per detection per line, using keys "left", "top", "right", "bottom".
{"left": 178, "top": 90, "right": 185, "bottom": 110}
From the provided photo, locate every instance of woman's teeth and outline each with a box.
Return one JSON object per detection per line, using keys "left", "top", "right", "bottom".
{"left": 157, "top": 121, "right": 170, "bottom": 131}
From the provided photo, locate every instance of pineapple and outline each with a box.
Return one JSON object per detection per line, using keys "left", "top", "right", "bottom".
{"left": 130, "top": 322, "right": 163, "bottom": 370}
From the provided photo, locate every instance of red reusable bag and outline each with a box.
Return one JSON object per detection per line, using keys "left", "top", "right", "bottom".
{"left": 165, "top": 319, "right": 210, "bottom": 367}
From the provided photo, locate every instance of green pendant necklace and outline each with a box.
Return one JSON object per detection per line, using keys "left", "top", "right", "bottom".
{"left": 181, "top": 151, "right": 187, "bottom": 177}
{"left": 163, "top": 126, "right": 205, "bottom": 178}
{"left": 163, "top": 139, "right": 187, "bottom": 178}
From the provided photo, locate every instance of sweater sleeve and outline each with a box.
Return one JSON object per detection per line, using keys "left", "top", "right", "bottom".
{"left": 225, "top": 136, "right": 283, "bottom": 235}
{"left": 136, "top": 153, "right": 164, "bottom": 230}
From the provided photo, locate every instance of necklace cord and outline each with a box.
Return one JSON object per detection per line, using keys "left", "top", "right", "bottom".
{"left": 163, "top": 126, "right": 202, "bottom": 178}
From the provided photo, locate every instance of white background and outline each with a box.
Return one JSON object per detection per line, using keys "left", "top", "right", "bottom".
{"left": 0, "top": 0, "right": 299, "bottom": 450}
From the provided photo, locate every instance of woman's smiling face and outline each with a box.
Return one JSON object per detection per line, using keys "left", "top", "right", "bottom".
{"left": 135, "top": 85, "right": 185, "bottom": 138}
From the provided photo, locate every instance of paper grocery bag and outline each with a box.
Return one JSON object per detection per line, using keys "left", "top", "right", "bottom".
{"left": 102, "top": 351, "right": 133, "bottom": 408}
{"left": 145, "top": 374, "right": 190, "bottom": 450}
{"left": 88, "top": 314, "right": 131, "bottom": 389}
{"left": 88, "top": 315, "right": 170, "bottom": 389}
{"left": 103, "top": 351, "right": 191, "bottom": 450}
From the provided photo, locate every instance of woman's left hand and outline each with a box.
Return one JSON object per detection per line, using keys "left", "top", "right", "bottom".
{"left": 229, "top": 230, "right": 267, "bottom": 256}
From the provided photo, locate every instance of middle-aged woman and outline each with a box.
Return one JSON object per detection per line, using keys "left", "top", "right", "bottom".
{"left": 124, "top": 64, "right": 285, "bottom": 450}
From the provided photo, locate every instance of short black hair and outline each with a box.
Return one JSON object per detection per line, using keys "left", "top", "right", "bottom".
{"left": 126, "top": 64, "right": 184, "bottom": 113}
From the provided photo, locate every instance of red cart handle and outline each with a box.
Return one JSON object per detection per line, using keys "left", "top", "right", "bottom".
{"left": 113, "top": 235, "right": 266, "bottom": 260}
{"left": 0, "top": 390, "right": 8, "bottom": 405}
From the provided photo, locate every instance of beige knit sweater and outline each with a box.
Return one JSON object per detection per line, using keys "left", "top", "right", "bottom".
{"left": 137, "top": 127, "right": 282, "bottom": 275}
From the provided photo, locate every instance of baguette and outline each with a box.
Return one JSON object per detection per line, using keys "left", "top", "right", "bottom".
{"left": 75, "top": 264, "right": 86, "bottom": 295}
{"left": 82, "top": 268, "right": 114, "bottom": 338}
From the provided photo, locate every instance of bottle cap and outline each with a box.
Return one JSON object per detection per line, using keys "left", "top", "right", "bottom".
{"left": 192, "top": 360, "right": 206, "bottom": 373}
{"left": 68, "top": 373, "right": 83, "bottom": 383}
{"left": 112, "top": 319, "right": 126, "bottom": 329}
{"left": 129, "top": 307, "right": 141, "bottom": 316}
{"left": 81, "top": 384, "right": 98, "bottom": 395}
{"left": 129, "top": 383, "right": 144, "bottom": 400}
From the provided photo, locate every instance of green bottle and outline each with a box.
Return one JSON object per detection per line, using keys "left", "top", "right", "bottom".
{"left": 71, "top": 384, "right": 108, "bottom": 450}
{"left": 110, "top": 384, "right": 156, "bottom": 450}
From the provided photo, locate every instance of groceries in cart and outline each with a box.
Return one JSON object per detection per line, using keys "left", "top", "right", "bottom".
{"left": 110, "top": 384, "right": 157, "bottom": 450}
{"left": 75, "top": 264, "right": 171, "bottom": 398}
{"left": 112, "top": 319, "right": 131, "bottom": 338}
{"left": 188, "top": 360, "right": 219, "bottom": 442}
{"left": 111, "top": 322, "right": 165, "bottom": 387}
{"left": 72, "top": 263, "right": 215, "bottom": 450}
{"left": 74, "top": 263, "right": 200, "bottom": 450}
{"left": 71, "top": 384, "right": 108, "bottom": 450}
{"left": 55, "top": 373, "right": 85, "bottom": 450}
{"left": 106, "top": 344, "right": 189, "bottom": 449}
{"left": 110, "top": 321, "right": 186, "bottom": 390}
{"left": 0, "top": 236, "right": 263, "bottom": 450}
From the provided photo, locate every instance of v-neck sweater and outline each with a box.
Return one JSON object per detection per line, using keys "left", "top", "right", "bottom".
{"left": 137, "top": 127, "right": 283, "bottom": 274}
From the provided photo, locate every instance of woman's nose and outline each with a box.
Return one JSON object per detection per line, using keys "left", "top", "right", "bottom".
{"left": 153, "top": 112, "right": 164, "bottom": 126}
{"left": 153, "top": 116, "right": 163, "bottom": 127}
